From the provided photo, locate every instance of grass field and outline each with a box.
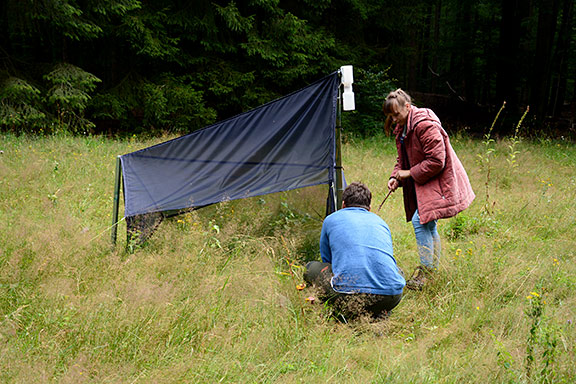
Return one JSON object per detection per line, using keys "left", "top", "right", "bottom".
{"left": 1, "top": 132, "right": 575, "bottom": 383}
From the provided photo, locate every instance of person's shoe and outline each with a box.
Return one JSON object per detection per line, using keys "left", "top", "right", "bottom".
{"left": 405, "top": 266, "right": 434, "bottom": 291}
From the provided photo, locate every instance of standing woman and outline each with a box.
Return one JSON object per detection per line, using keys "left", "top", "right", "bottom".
{"left": 383, "top": 89, "right": 475, "bottom": 290}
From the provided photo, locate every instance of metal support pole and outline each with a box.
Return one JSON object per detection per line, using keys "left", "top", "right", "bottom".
{"left": 111, "top": 155, "right": 122, "bottom": 247}
{"left": 335, "top": 85, "right": 344, "bottom": 210}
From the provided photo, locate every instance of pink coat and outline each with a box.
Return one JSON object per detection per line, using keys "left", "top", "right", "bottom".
{"left": 391, "top": 106, "right": 475, "bottom": 224}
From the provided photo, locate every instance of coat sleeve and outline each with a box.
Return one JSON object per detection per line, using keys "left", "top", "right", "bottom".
{"left": 389, "top": 131, "right": 405, "bottom": 185}
{"left": 410, "top": 122, "right": 446, "bottom": 185}
{"left": 319, "top": 222, "right": 332, "bottom": 263}
{"left": 390, "top": 150, "right": 402, "bottom": 181}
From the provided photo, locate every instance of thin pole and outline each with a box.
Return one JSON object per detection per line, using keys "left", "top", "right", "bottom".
{"left": 335, "top": 84, "right": 343, "bottom": 210}
{"left": 111, "top": 155, "right": 122, "bottom": 247}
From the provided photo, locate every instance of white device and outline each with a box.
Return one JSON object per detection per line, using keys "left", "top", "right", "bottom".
{"left": 340, "top": 65, "right": 355, "bottom": 111}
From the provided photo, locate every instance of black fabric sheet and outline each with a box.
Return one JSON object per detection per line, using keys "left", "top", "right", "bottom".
{"left": 120, "top": 72, "right": 340, "bottom": 220}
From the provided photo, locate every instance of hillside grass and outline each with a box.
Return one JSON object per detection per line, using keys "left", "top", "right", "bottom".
{"left": 0, "top": 132, "right": 575, "bottom": 383}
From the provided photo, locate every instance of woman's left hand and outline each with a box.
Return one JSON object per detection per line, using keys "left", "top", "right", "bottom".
{"left": 396, "top": 169, "right": 411, "bottom": 180}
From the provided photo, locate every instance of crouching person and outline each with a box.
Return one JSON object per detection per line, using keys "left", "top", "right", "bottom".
{"left": 304, "top": 182, "right": 405, "bottom": 321}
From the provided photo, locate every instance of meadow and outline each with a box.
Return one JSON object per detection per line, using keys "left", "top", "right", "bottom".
{"left": 0, "top": 131, "right": 575, "bottom": 383}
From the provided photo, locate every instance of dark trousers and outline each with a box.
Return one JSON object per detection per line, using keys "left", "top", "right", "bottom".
{"left": 304, "top": 261, "right": 402, "bottom": 320}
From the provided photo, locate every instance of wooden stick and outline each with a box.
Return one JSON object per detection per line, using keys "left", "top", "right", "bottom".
{"left": 377, "top": 190, "right": 393, "bottom": 212}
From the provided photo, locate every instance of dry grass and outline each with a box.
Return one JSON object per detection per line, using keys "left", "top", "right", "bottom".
{"left": 0, "top": 132, "right": 575, "bottom": 383}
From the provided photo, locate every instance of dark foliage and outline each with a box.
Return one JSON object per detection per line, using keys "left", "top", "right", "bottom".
{"left": 0, "top": 0, "right": 574, "bottom": 136}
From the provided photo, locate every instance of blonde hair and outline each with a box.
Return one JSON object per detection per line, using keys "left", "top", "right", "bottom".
{"left": 382, "top": 88, "right": 412, "bottom": 115}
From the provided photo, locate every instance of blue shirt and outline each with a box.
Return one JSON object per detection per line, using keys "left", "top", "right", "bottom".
{"left": 320, "top": 207, "right": 405, "bottom": 295}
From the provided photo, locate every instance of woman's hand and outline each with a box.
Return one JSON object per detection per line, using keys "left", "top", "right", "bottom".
{"left": 388, "top": 177, "right": 399, "bottom": 192}
{"left": 388, "top": 169, "right": 411, "bottom": 191}
{"left": 396, "top": 169, "right": 411, "bottom": 180}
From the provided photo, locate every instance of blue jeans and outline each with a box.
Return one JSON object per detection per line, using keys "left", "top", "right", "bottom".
{"left": 412, "top": 210, "right": 441, "bottom": 269}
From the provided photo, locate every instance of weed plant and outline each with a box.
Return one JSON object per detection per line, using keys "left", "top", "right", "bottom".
{"left": 477, "top": 101, "right": 504, "bottom": 214}
{"left": 0, "top": 132, "right": 575, "bottom": 382}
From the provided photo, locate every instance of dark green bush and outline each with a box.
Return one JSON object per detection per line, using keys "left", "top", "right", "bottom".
{"left": 341, "top": 66, "right": 397, "bottom": 137}
{"left": 0, "top": 76, "right": 46, "bottom": 132}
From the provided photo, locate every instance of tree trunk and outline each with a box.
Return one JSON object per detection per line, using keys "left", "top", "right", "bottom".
{"left": 428, "top": 0, "right": 442, "bottom": 92}
{"left": 420, "top": 3, "right": 432, "bottom": 88}
{"left": 460, "top": 0, "right": 475, "bottom": 102}
{"left": 530, "top": 0, "right": 561, "bottom": 119}
{"left": 550, "top": 0, "right": 574, "bottom": 117}
{"left": 407, "top": 27, "right": 418, "bottom": 91}
{"left": 496, "top": 0, "right": 529, "bottom": 109}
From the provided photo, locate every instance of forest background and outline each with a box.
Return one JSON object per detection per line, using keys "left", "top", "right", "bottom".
{"left": 1, "top": 0, "right": 575, "bottom": 138}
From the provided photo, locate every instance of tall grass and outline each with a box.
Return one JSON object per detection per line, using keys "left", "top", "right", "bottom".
{"left": 0, "top": 132, "right": 575, "bottom": 383}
